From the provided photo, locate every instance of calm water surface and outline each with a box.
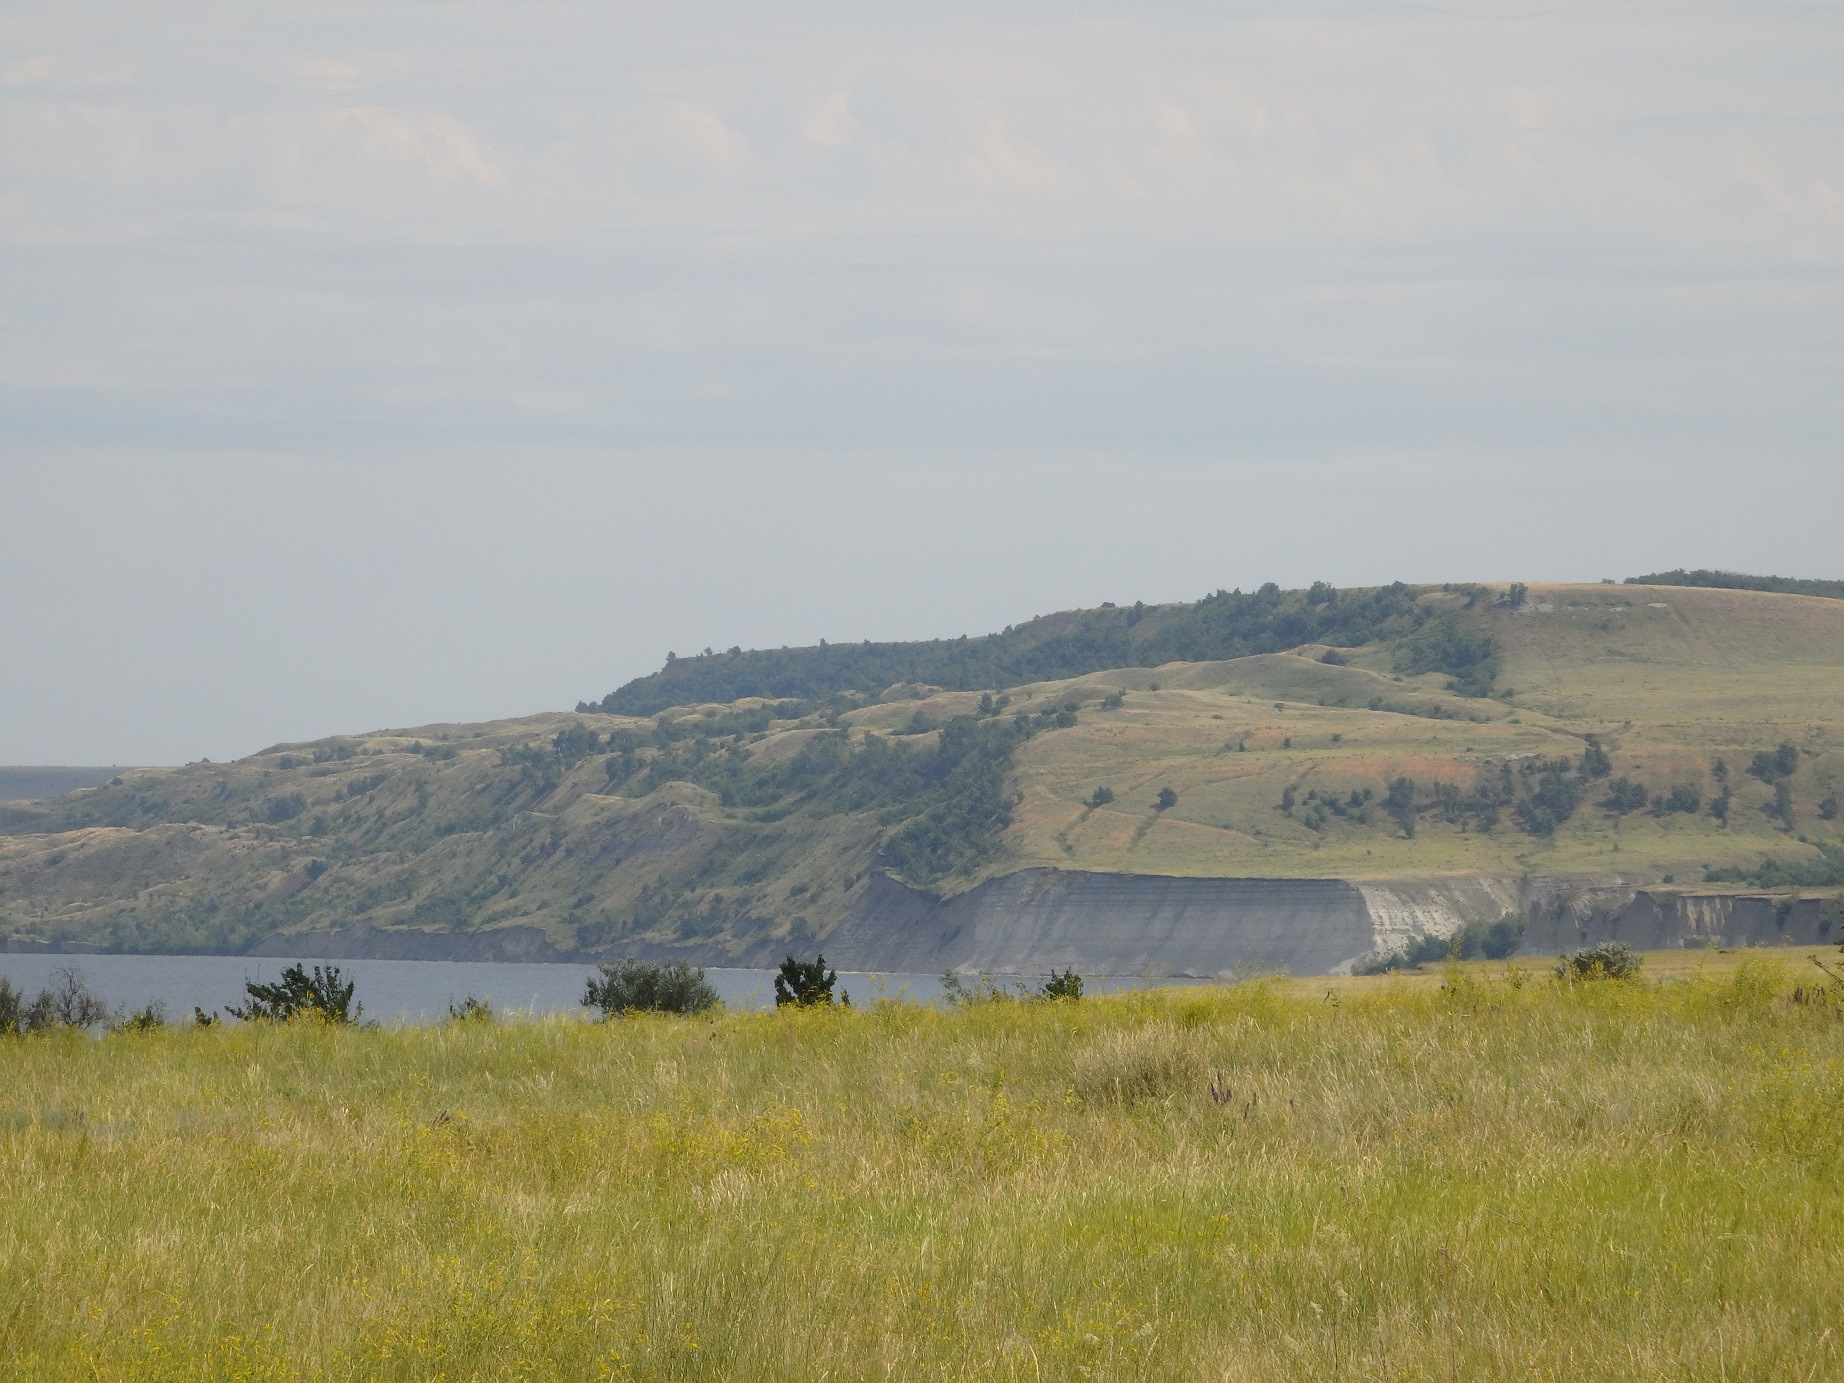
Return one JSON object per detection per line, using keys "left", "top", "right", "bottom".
{"left": 0, "top": 953, "right": 958, "bottom": 1023}
{"left": 0, "top": 954, "right": 1196, "bottom": 1024}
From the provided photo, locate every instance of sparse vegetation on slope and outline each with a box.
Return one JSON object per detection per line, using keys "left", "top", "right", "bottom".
{"left": 2, "top": 581, "right": 1842, "bottom": 960}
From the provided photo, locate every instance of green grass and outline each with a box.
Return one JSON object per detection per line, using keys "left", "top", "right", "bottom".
{"left": 5, "top": 955, "right": 1844, "bottom": 1379}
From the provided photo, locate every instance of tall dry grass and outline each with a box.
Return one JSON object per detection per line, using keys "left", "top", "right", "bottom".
{"left": 2, "top": 957, "right": 1841, "bottom": 1379}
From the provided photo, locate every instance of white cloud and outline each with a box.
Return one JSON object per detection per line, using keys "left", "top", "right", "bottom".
{"left": 1, "top": 2, "right": 1842, "bottom": 759}
{"left": 316, "top": 107, "right": 504, "bottom": 187}
{"left": 291, "top": 57, "right": 363, "bottom": 93}
{"left": 664, "top": 101, "right": 748, "bottom": 170}
{"left": 803, "top": 92, "right": 853, "bottom": 147}
{"left": 963, "top": 117, "right": 1083, "bottom": 193}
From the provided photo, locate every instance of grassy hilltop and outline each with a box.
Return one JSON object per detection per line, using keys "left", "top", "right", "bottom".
{"left": 3, "top": 956, "right": 1843, "bottom": 1379}
{"left": 1, "top": 581, "right": 1841, "bottom": 958}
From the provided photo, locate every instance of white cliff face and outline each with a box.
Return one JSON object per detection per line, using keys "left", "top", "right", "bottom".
{"left": 239, "top": 871, "right": 1832, "bottom": 975}
{"left": 1349, "top": 877, "right": 1524, "bottom": 974}
{"left": 824, "top": 870, "right": 1377, "bottom": 978}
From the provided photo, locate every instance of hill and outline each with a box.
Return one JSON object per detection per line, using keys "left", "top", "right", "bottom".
{"left": 586, "top": 581, "right": 1495, "bottom": 714}
{"left": 2, "top": 582, "right": 1840, "bottom": 969}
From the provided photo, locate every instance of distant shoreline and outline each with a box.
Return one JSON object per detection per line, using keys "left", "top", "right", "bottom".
{"left": 0, "top": 766, "right": 140, "bottom": 803}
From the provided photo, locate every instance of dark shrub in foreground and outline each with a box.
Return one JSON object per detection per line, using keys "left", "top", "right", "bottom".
{"left": 585, "top": 959, "right": 719, "bottom": 1016}
{"left": 1039, "top": 968, "right": 1084, "bottom": 1001}
{"left": 448, "top": 995, "right": 494, "bottom": 1023}
{"left": 1556, "top": 941, "right": 1642, "bottom": 981}
{"left": 229, "top": 964, "right": 361, "bottom": 1023}
{"left": 0, "top": 968, "right": 109, "bottom": 1034}
{"left": 775, "top": 954, "right": 842, "bottom": 1007}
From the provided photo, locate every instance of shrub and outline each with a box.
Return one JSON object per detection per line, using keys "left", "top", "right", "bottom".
{"left": 1716, "top": 955, "right": 1785, "bottom": 1013}
{"left": 1088, "top": 786, "right": 1114, "bottom": 808}
{"left": 0, "top": 969, "right": 110, "bottom": 1034}
{"left": 1393, "top": 610, "right": 1500, "bottom": 697}
{"left": 1039, "top": 969, "right": 1084, "bottom": 1001}
{"left": 110, "top": 1000, "right": 169, "bottom": 1033}
{"left": 1769, "top": 780, "right": 1795, "bottom": 828}
{"left": 774, "top": 954, "right": 841, "bottom": 1007}
{"left": 1704, "top": 843, "right": 1844, "bottom": 888}
{"left": 1555, "top": 941, "right": 1641, "bottom": 982}
{"left": 1385, "top": 776, "right": 1417, "bottom": 837}
{"left": 1356, "top": 935, "right": 1444, "bottom": 974}
{"left": 1749, "top": 743, "right": 1800, "bottom": 782}
{"left": 228, "top": 964, "right": 361, "bottom": 1023}
{"left": 31, "top": 967, "right": 109, "bottom": 1030}
{"left": 1602, "top": 778, "right": 1648, "bottom": 814}
{"left": 1073, "top": 1023, "right": 1200, "bottom": 1105}
{"left": 553, "top": 723, "right": 602, "bottom": 764}
{"left": 1155, "top": 787, "right": 1178, "bottom": 811}
{"left": 1580, "top": 736, "right": 1612, "bottom": 779}
{"left": 1513, "top": 761, "right": 1584, "bottom": 836}
{"left": 1821, "top": 794, "right": 1839, "bottom": 821}
{"left": 939, "top": 972, "right": 1024, "bottom": 1006}
{"left": 257, "top": 792, "right": 308, "bottom": 824}
{"left": 584, "top": 960, "right": 718, "bottom": 1016}
{"left": 1359, "top": 914, "right": 1525, "bottom": 973}
{"left": 1466, "top": 914, "right": 1527, "bottom": 960}
{"left": 448, "top": 995, "right": 494, "bottom": 1023}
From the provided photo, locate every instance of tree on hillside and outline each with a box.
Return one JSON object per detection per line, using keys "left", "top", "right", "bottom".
{"left": 1580, "top": 735, "right": 1612, "bottom": 780}
{"left": 1749, "top": 743, "right": 1800, "bottom": 782}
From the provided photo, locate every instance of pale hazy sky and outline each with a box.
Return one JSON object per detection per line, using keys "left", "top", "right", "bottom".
{"left": 4, "top": 1, "right": 1841, "bottom": 765}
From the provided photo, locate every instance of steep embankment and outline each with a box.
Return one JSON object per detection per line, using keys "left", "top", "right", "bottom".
{"left": 2, "top": 582, "right": 1840, "bottom": 974}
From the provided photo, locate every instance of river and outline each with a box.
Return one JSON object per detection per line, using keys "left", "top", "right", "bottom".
{"left": 0, "top": 954, "right": 1189, "bottom": 1024}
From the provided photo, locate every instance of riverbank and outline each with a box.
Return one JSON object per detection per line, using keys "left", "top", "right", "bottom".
{"left": 4, "top": 953, "right": 1842, "bottom": 1379}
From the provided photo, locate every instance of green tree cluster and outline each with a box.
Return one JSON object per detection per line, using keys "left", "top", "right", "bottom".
{"left": 227, "top": 964, "right": 361, "bottom": 1023}
{"left": 584, "top": 959, "right": 719, "bottom": 1016}
{"left": 774, "top": 955, "right": 842, "bottom": 1007}
{"left": 0, "top": 967, "right": 109, "bottom": 1034}
{"left": 589, "top": 582, "right": 1439, "bottom": 716}
{"left": 1625, "top": 570, "right": 1844, "bottom": 600}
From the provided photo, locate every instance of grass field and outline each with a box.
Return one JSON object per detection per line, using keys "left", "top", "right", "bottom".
{"left": 5, "top": 948, "right": 1844, "bottom": 1380}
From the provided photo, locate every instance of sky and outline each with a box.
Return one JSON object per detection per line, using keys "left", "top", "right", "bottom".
{"left": 3, "top": 0, "right": 1841, "bottom": 765}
